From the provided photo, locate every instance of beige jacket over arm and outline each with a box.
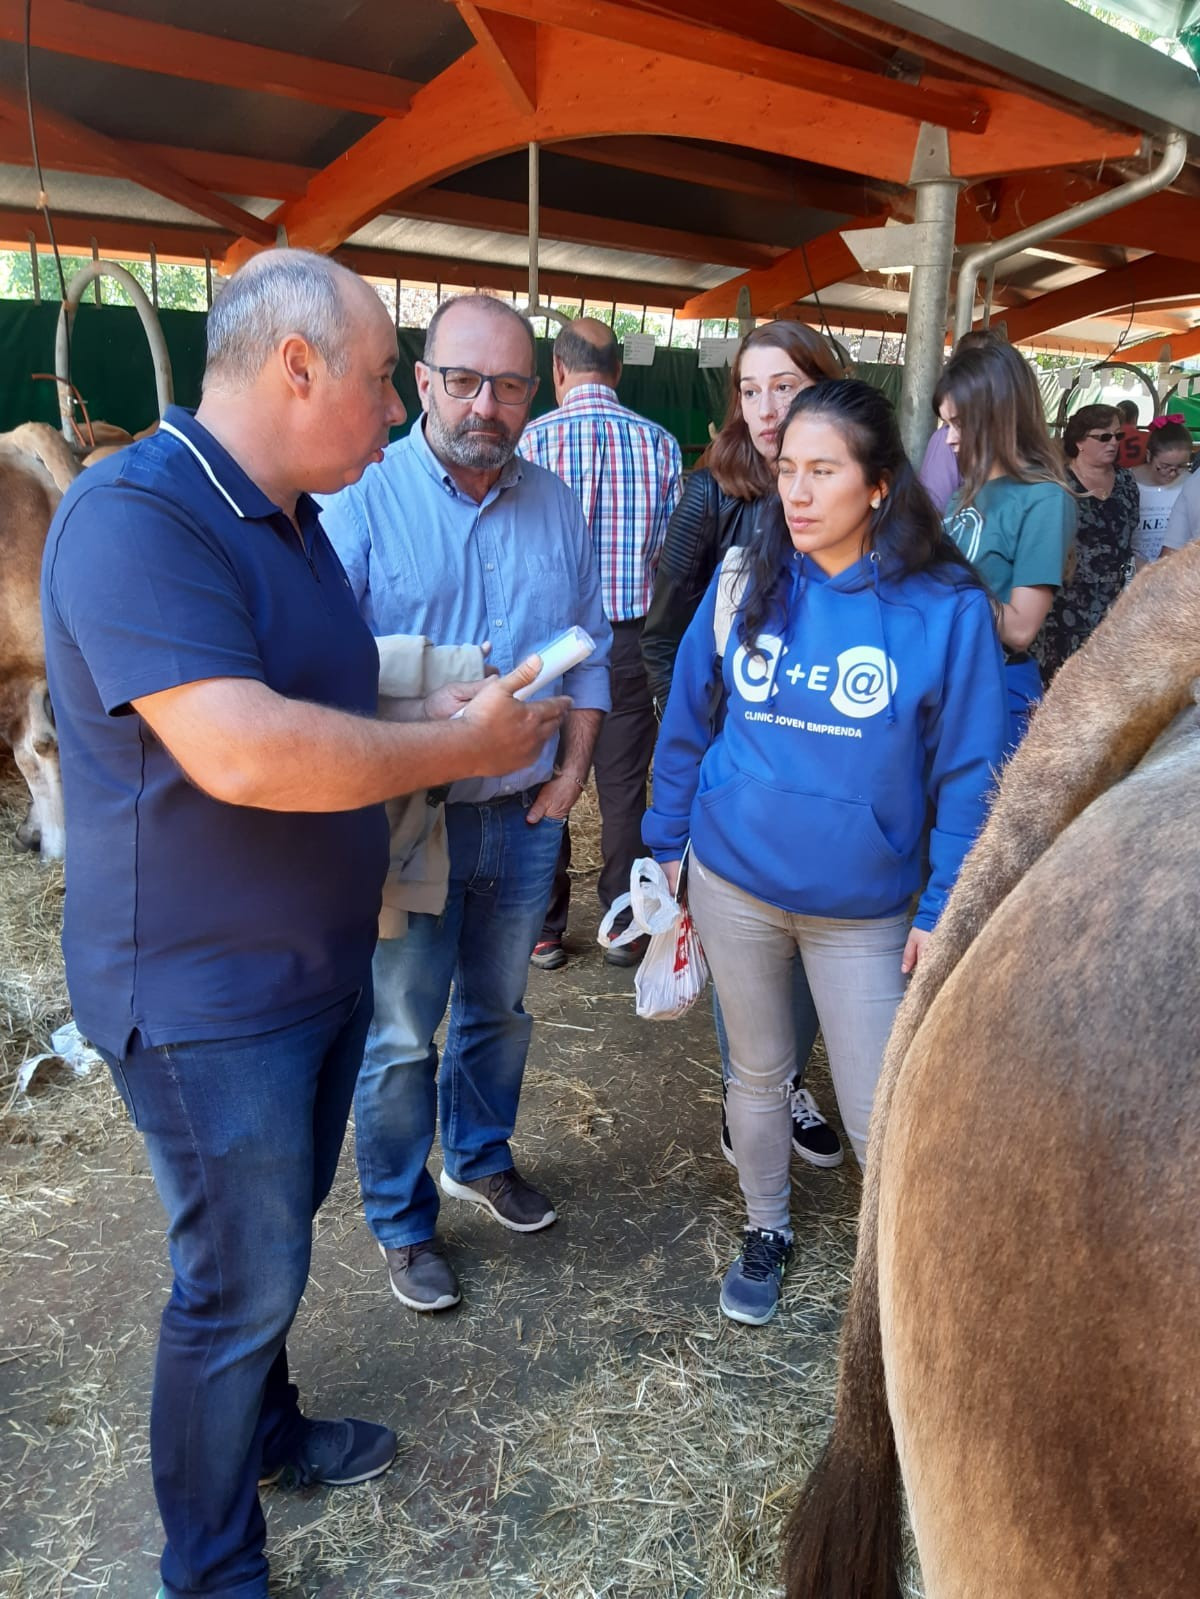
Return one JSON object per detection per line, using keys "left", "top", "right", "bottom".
{"left": 375, "top": 634, "right": 485, "bottom": 939}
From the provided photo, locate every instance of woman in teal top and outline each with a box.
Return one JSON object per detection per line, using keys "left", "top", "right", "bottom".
{"left": 934, "top": 341, "right": 1076, "bottom": 749}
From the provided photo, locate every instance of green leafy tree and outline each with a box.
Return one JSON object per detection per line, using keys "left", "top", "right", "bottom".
{"left": 0, "top": 249, "right": 208, "bottom": 310}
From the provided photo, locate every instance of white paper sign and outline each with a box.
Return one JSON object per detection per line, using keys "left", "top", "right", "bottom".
{"left": 856, "top": 334, "right": 883, "bottom": 363}
{"left": 698, "top": 337, "right": 738, "bottom": 368}
{"left": 622, "top": 333, "right": 656, "bottom": 367}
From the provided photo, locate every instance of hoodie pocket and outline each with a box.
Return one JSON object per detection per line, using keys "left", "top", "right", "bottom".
{"left": 693, "top": 775, "right": 914, "bottom": 919}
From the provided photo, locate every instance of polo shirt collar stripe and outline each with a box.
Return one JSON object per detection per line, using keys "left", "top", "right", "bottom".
{"left": 158, "top": 420, "right": 248, "bottom": 520}
{"left": 157, "top": 408, "right": 283, "bottom": 522}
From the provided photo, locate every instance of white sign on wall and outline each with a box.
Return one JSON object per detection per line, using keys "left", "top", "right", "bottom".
{"left": 622, "top": 332, "right": 657, "bottom": 366}
{"left": 698, "top": 337, "right": 739, "bottom": 368}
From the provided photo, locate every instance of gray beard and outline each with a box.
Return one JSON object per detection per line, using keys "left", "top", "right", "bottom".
{"left": 426, "top": 405, "right": 517, "bottom": 472}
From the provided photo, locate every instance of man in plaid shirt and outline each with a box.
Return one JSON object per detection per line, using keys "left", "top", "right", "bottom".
{"left": 519, "top": 320, "right": 682, "bottom": 968}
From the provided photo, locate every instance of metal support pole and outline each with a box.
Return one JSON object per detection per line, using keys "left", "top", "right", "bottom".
{"left": 149, "top": 243, "right": 159, "bottom": 308}
{"left": 90, "top": 238, "right": 101, "bottom": 305}
{"left": 203, "top": 249, "right": 213, "bottom": 309}
{"left": 736, "top": 284, "right": 754, "bottom": 340}
{"left": 527, "top": 141, "right": 539, "bottom": 316}
{"left": 898, "top": 129, "right": 961, "bottom": 463}
{"left": 980, "top": 262, "right": 996, "bottom": 330}
{"left": 27, "top": 233, "right": 40, "bottom": 303}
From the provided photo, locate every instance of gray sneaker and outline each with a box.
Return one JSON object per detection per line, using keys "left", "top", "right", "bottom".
{"left": 439, "top": 1166, "right": 557, "bottom": 1232}
{"left": 380, "top": 1237, "right": 461, "bottom": 1311}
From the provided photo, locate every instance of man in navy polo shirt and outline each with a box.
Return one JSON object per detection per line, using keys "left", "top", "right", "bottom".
{"left": 41, "top": 250, "right": 568, "bottom": 1599}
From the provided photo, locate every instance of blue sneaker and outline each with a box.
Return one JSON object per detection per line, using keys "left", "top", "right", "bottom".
{"left": 719, "top": 1228, "right": 793, "bottom": 1325}
{"left": 260, "top": 1415, "right": 397, "bottom": 1489}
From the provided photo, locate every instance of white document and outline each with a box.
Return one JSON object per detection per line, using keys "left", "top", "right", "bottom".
{"left": 622, "top": 332, "right": 657, "bottom": 366}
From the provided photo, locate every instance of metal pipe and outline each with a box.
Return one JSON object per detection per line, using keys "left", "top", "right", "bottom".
{"left": 55, "top": 260, "right": 174, "bottom": 445}
{"left": 954, "top": 129, "right": 1188, "bottom": 343}
{"left": 898, "top": 175, "right": 959, "bottom": 462}
{"left": 528, "top": 140, "right": 539, "bottom": 316}
{"left": 27, "top": 232, "right": 40, "bottom": 303}
{"left": 980, "top": 262, "right": 996, "bottom": 330}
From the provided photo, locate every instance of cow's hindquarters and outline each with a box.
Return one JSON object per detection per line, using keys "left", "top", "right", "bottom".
{"left": 878, "top": 724, "right": 1200, "bottom": 1598}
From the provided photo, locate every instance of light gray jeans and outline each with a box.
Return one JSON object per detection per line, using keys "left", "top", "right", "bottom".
{"left": 689, "top": 854, "right": 908, "bottom": 1231}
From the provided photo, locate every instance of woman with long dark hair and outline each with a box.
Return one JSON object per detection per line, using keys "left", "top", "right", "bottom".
{"left": 934, "top": 341, "right": 1075, "bottom": 746}
{"left": 644, "top": 381, "right": 1007, "bottom": 1325}
{"left": 642, "top": 319, "right": 847, "bottom": 1169}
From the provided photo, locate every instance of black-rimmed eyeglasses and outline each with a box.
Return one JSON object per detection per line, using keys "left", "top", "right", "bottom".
{"left": 430, "top": 366, "right": 536, "bottom": 405}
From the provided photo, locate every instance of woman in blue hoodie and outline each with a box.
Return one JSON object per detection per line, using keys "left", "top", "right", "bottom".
{"left": 644, "top": 381, "right": 1008, "bottom": 1326}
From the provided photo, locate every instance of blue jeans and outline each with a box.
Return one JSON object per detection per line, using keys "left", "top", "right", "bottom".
{"left": 355, "top": 797, "right": 565, "bottom": 1247}
{"left": 98, "top": 986, "right": 372, "bottom": 1599}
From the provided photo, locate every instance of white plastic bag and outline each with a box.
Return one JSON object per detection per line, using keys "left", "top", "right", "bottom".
{"left": 598, "top": 856, "right": 709, "bottom": 1021}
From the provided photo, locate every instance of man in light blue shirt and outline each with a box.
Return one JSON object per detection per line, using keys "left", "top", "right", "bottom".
{"left": 321, "top": 294, "right": 610, "bottom": 1315}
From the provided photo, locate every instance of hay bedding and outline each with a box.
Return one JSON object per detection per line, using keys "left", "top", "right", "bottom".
{"left": 0, "top": 760, "right": 906, "bottom": 1599}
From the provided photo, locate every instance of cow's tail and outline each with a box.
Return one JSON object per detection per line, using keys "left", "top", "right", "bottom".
{"left": 781, "top": 954, "right": 926, "bottom": 1599}
{"left": 782, "top": 1137, "right": 900, "bottom": 1599}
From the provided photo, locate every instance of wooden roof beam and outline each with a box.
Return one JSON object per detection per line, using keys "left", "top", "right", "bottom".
{"left": 548, "top": 137, "right": 896, "bottom": 216}
{"left": 1001, "top": 255, "right": 1200, "bottom": 343}
{"left": 332, "top": 246, "right": 697, "bottom": 306}
{"left": 227, "top": 32, "right": 1137, "bottom": 269}
{"left": 677, "top": 173, "right": 1083, "bottom": 321}
{"left": 680, "top": 221, "right": 884, "bottom": 320}
{"left": 461, "top": 0, "right": 990, "bottom": 131}
{"left": 0, "top": 209, "right": 703, "bottom": 307}
{"left": 0, "top": 119, "right": 313, "bottom": 201}
{"left": 1116, "top": 326, "right": 1200, "bottom": 364}
{"left": 392, "top": 187, "right": 784, "bottom": 268}
{"left": 0, "top": 0, "right": 418, "bottom": 118}
{"left": 0, "top": 91, "right": 274, "bottom": 243}
{"left": 0, "top": 209, "right": 233, "bottom": 264}
{"left": 989, "top": 170, "right": 1200, "bottom": 268}
{"left": 455, "top": 4, "right": 538, "bottom": 113}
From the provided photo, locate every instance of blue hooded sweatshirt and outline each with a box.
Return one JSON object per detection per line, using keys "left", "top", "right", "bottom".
{"left": 643, "top": 548, "right": 1007, "bottom": 931}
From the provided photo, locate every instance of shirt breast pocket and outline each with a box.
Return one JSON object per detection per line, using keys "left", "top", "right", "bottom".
{"left": 523, "top": 551, "right": 575, "bottom": 640}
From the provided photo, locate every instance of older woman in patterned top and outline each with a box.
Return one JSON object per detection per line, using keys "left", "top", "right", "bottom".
{"left": 1033, "top": 403, "right": 1138, "bottom": 684}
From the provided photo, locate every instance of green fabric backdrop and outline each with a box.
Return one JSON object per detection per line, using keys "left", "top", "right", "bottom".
{"left": 0, "top": 301, "right": 907, "bottom": 461}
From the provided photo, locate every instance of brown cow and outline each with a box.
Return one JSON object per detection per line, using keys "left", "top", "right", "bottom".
{"left": 0, "top": 427, "right": 78, "bottom": 858}
{"left": 784, "top": 543, "right": 1200, "bottom": 1599}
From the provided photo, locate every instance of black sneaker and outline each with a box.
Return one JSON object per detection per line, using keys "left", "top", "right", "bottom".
{"left": 260, "top": 1416, "right": 397, "bottom": 1490}
{"left": 720, "top": 1078, "right": 843, "bottom": 1169}
{"left": 530, "top": 938, "right": 567, "bottom": 971}
{"left": 380, "top": 1237, "right": 461, "bottom": 1312}
{"left": 790, "top": 1083, "right": 844, "bottom": 1168}
{"left": 439, "top": 1166, "right": 557, "bottom": 1232}
{"left": 604, "top": 932, "right": 649, "bottom": 968}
